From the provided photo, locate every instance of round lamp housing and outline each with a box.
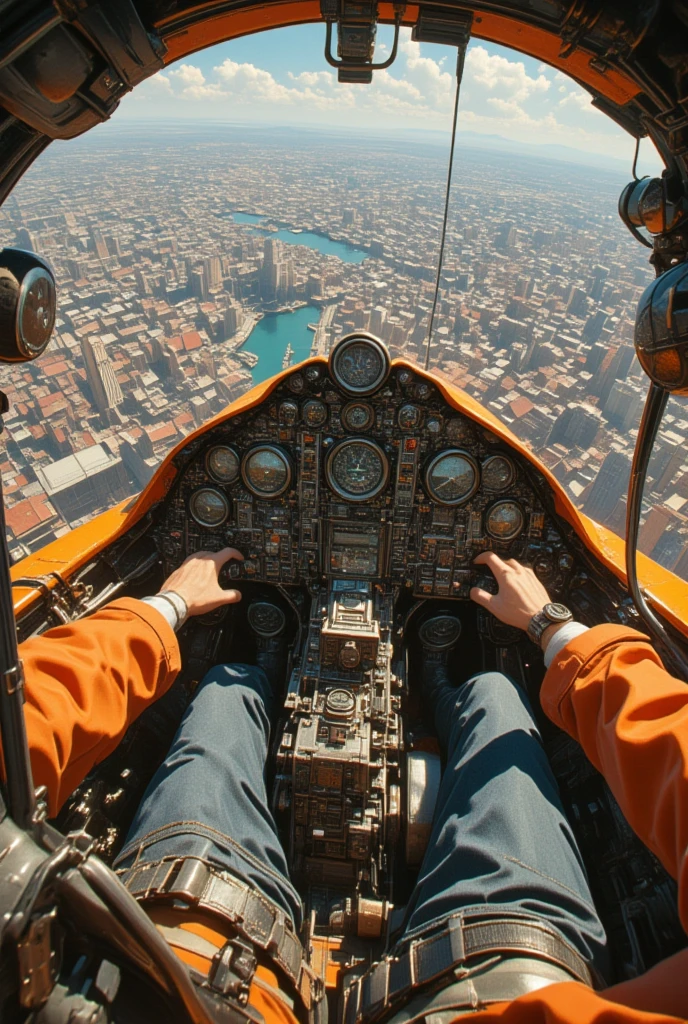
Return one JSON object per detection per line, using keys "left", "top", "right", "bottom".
{"left": 0, "top": 248, "right": 56, "bottom": 362}
{"left": 635, "top": 260, "right": 688, "bottom": 393}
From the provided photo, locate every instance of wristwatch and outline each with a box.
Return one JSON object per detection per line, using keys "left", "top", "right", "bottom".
{"left": 527, "top": 603, "right": 573, "bottom": 645}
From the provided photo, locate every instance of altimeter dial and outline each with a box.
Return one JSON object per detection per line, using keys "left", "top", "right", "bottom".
{"left": 326, "top": 438, "right": 389, "bottom": 501}
{"left": 206, "top": 445, "right": 240, "bottom": 484}
{"left": 189, "top": 487, "right": 230, "bottom": 528}
{"left": 482, "top": 454, "right": 515, "bottom": 492}
{"left": 425, "top": 450, "right": 479, "bottom": 506}
{"left": 485, "top": 500, "right": 524, "bottom": 540}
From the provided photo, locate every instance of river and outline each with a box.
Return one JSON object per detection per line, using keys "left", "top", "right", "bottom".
{"left": 231, "top": 211, "right": 368, "bottom": 264}
{"left": 244, "top": 305, "right": 320, "bottom": 383}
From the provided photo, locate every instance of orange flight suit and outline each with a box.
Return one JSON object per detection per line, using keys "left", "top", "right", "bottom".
{"left": 10, "top": 602, "right": 688, "bottom": 1023}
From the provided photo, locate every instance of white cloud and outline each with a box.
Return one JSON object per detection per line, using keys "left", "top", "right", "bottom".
{"left": 168, "top": 64, "right": 206, "bottom": 86}
{"left": 465, "top": 46, "right": 549, "bottom": 103}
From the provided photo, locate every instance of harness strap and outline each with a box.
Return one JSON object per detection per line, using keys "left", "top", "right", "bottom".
{"left": 342, "top": 912, "right": 594, "bottom": 1024}
{"left": 117, "top": 856, "right": 323, "bottom": 1011}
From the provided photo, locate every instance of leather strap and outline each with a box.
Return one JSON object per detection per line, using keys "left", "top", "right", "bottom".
{"left": 342, "top": 912, "right": 594, "bottom": 1024}
{"left": 117, "top": 855, "right": 323, "bottom": 1010}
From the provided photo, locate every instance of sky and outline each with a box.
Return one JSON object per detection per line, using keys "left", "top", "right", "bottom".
{"left": 116, "top": 25, "right": 662, "bottom": 174}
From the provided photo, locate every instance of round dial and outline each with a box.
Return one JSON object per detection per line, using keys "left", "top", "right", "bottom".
{"left": 242, "top": 445, "right": 292, "bottom": 498}
{"left": 326, "top": 438, "right": 389, "bottom": 501}
{"left": 303, "top": 399, "right": 327, "bottom": 428}
{"left": 279, "top": 400, "right": 298, "bottom": 426}
{"left": 330, "top": 335, "right": 390, "bottom": 395}
{"left": 485, "top": 500, "right": 525, "bottom": 540}
{"left": 342, "top": 402, "right": 374, "bottom": 431}
{"left": 398, "top": 403, "right": 421, "bottom": 430}
{"left": 17, "top": 266, "right": 56, "bottom": 357}
{"left": 326, "top": 688, "right": 356, "bottom": 717}
{"left": 482, "top": 455, "right": 515, "bottom": 492}
{"left": 189, "top": 487, "right": 229, "bottom": 527}
{"left": 206, "top": 445, "right": 240, "bottom": 484}
{"left": 425, "top": 450, "right": 479, "bottom": 505}
{"left": 418, "top": 615, "right": 462, "bottom": 651}
{"left": 247, "top": 601, "right": 286, "bottom": 638}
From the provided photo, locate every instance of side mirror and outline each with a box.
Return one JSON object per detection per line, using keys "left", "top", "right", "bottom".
{"left": 0, "top": 248, "right": 56, "bottom": 362}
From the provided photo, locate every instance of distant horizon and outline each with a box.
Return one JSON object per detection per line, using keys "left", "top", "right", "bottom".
{"left": 70, "top": 116, "right": 653, "bottom": 179}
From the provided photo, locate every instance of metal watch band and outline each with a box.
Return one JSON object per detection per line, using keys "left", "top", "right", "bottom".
{"left": 526, "top": 603, "right": 573, "bottom": 645}
{"left": 117, "top": 855, "right": 323, "bottom": 1011}
{"left": 342, "top": 911, "right": 594, "bottom": 1024}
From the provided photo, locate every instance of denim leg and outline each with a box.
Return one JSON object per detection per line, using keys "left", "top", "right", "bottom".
{"left": 402, "top": 672, "right": 608, "bottom": 979}
{"left": 113, "top": 663, "right": 302, "bottom": 929}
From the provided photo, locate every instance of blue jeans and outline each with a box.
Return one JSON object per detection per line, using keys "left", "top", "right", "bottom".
{"left": 114, "top": 665, "right": 608, "bottom": 979}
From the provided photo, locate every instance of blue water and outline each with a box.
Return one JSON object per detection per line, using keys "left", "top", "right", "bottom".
{"left": 232, "top": 211, "right": 368, "bottom": 263}
{"left": 244, "top": 305, "right": 320, "bottom": 383}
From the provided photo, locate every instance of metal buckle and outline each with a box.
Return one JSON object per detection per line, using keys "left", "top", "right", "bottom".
{"left": 208, "top": 936, "right": 258, "bottom": 1006}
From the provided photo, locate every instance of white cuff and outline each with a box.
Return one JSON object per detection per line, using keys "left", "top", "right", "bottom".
{"left": 543, "top": 621, "right": 589, "bottom": 668}
{"left": 140, "top": 592, "right": 188, "bottom": 633}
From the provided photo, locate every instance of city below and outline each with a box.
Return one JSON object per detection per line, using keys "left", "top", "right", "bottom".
{"left": 1, "top": 122, "right": 686, "bottom": 580}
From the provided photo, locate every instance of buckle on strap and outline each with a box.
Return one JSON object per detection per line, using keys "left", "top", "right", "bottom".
{"left": 118, "top": 856, "right": 324, "bottom": 1009}
{"left": 342, "top": 913, "right": 594, "bottom": 1024}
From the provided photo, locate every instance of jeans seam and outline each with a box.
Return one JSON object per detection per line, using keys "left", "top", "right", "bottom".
{"left": 503, "top": 856, "right": 599, "bottom": 915}
{"left": 115, "top": 820, "right": 300, "bottom": 896}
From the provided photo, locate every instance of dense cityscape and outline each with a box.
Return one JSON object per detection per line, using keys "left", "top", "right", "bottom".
{"left": 1, "top": 122, "right": 686, "bottom": 579}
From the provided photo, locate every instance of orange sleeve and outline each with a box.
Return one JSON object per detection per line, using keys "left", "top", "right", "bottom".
{"left": 15, "top": 597, "right": 181, "bottom": 816}
{"left": 540, "top": 623, "right": 688, "bottom": 935}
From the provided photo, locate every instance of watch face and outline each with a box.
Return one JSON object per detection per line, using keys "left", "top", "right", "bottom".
{"left": 545, "top": 602, "right": 571, "bottom": 621}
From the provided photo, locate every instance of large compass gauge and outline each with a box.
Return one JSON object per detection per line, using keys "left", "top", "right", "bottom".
{"left": 241, "top": 445, "right": 292, "bottom": 498}
{"left": 206, "top": 445, "right": 240, "bottom": 484}
{"left": 189, "top": 487, "right": 230, "bottom": 528}
{"left": 424, "top": 450, "right": 479, "bottom": 506}
{"left": 330, "top": 333, "right": 390, "bottom": 396}
{"left": 482, "top": 454, "right": 516, "bottom": 492}
{"left": 485, "top": 500, "right": 525, "bottom": 541}
{"left": 326, "top": 438, "right": 389, "bottom": 501}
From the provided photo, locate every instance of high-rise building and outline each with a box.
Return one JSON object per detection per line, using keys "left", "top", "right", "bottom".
{"left": 370, "top": 306, "right": 387, "bottom": 336}
{"left": 581, "top": 310, "right": 608, "bottom": 346}
{"left": 583, "top": 450, "right": 632, "bottom": 523}
{"left": 80, "top": 336, "right": 124, "bottom": 420}
{"left": 548, "top": 403, "right": 603, "bottom": 450}
{"left": 204, "top": 255, "right": 222, "bottom": 292}
{"left": 90, "top": 228, "right": 110, "bottom": 261}
{"left": 223, "top": 301, "right": 244, "bottom": 337}
{"left": 589, "top": 264, "right": 610, "bottom": 302}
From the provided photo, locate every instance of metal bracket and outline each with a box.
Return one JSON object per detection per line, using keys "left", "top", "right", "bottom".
{"left": 321, "top": 1, "right": 406, "bottom": 84}
{"left": 17, "top": 909, "right": 61, "bottom": 1009}
{"left": 11, "top": 571, "right": 94, "bottom": 624}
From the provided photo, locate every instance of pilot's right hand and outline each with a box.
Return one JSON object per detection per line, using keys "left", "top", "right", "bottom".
{"left": 470, "top": 551, "right": 552, "bottom": 632}
{"left": 160, "top": 548, "right": 244, "bottom": 617}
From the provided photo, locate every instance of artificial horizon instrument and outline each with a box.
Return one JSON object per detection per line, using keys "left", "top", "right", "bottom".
{"left": 1, "top": 2, "right": 688, "bottom": 1022}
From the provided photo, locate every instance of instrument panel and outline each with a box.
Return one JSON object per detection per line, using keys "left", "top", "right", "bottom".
{"left": 157, "top": 333, "right": 577, "bottom": 599}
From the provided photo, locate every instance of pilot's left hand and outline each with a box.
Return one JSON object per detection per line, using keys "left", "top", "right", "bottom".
{"left": 161, "top": 548, "right": 244, "bottom": 617}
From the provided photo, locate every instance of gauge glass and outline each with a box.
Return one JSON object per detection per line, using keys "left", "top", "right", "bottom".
{"left": 418, "top": 615, "right": 462, "bottom": 651}
{"left": 425, "top": 450, "right": 478, "bottom": 505}
{"left": 206, "top": 445, "right": 239, "bottom": 484}
{"left": 247, "top": 601, "right": 286, "bottom": 638}
{"left": 342, "top": 402, "right": 374, "bottom": 431}
{"left": 279, "top": 400, "right": 298, "bottom": 425}
{"left": 242, "top": 446, "right": 291, "bottom": 497}
{"left": 327, "top": 439, "right": 388, "bottom": 501}
{"left": 17, "top": 267, "right": 56, "bottom": 356}
{"left": 189, "top": 487, "right": 229, "bottom": 527}
{"left": 398, "top": 404, "right": 421, "bottom": 429}
{"left": 486, "top": 500, "right": 524, "bottom": 540}
{"left": 482, "top": 455, "right": 515, "bottom": 492}
{"left": 303, "top": 399, "right": 327, "bottom": 428}
{"left": 331, "top": 337, "right": 389, "bottom": 395}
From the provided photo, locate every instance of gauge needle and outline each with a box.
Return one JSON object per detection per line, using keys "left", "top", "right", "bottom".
{"left": 435, "top": 475, "right": 461, "bottom": 491}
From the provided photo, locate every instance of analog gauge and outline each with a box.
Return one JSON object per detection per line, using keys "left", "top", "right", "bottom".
{"left": 326, "top": 688, "right": 356, "bottom": 717}
{"left": 247, "top": 601, "right": 286, "bottom": 638}
{"left": 427, "top": 417, "right": 442, "bottom": 435}
{"left": 279, "top": 400, "right": 299, "bottom": 426}
{"left": 288, "top": 373, "right": 304, "bottom": 393}
{"left": 326, "top": 438, "right": 389, "bottom": 501}
{"left": 242, "top": 445, "right": 292, "bottom": 498}
{"left": 303, "top": 399, "right": 327, "bottom": 428}
{"left": 425, "top": 450, "right": 479, "bottom": 506}
{"left": 482, "top": 455, "right": 516, "bottom": 492}
{"left": 485, "top": 500, "right": 525, "bottom": 541}
{"left": 342, "top": 402, "right": 374, "bottom": 431}
{"left": 418, "top": 615, "right": 462, "bottom": 651}
{"left": 398, "top": 403, "right": 421, "bottom": 430}
{"left": 330, "top": 335, "right": 390, "bottom": 395}
{"left": 206, "top": 445, "right": 240, "bottom": 485}
{"left": 189, "top": 487, "right": 230, "bottom": 528}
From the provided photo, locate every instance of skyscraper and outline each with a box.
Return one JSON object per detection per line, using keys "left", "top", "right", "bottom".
{"left": 80, "top": 336, "right": 124, "bottom": 420}
{"left": 583, "top": 450, "right": 632, "bottom": 523}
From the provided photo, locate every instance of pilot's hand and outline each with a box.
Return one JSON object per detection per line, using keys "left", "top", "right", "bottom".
{"left": 161, "top": 548, "right": 243, "bottom": 617}
{"left": 470, "top": 551, "right": 551, "bottom": 632}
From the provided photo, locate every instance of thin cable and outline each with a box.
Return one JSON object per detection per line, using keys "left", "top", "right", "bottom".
{"left": 424, "top": 47, "right": 465, "bottom": 371}
{"left": 632, "top": 135, "right": 641, "bottom": 181}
